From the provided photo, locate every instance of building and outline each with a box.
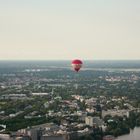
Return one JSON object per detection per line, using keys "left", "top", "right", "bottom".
{"left": 0, "top": 94, "right": 27, "bottom": 100}
{"left": 85, "top": 116, "right": 93, "bottom": 127}
{"left": 102, "top": 110, "right": 129, "bottom": 118}
{"left": 14, "top": 136, "right": 31, "bottom": 140}
{"left": 41, "top": 134, "right": 67, "bottom": 140}
{"left": 32, "top": 93, "right": 49, "bottom": 96}
{"left": 77, "top": 128, "right": 93, "bottom": 137}
{"left": 67, "top": 132, "right": 78, "bottom": 140}
{"left": 103, "top": 135, "right": 115, "bottom": 140}
{"left": 26, "top": 127, "right": 44, "bottom": 140}
{"left": 0, "top": 134, "right": 10, "bottom": 140}
{"left": 93, "top": 117, "right": 104, "bottom": 127}
{"left": 18, "top": 123, "right": 60, "bottom": 140}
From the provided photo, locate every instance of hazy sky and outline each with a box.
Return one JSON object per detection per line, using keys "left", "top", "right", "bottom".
{"left": 0, "top": 0, "right": 140, "bottom": 60}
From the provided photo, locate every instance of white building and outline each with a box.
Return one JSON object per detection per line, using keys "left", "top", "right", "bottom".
{"left": 102, "top": 110, "right": 129, "bottom": 118}
{"left": 32, "top": 93, "right": 49, "bottom": 96}
{"left": 0, "top": 94, "right": 27, "bottom": 100}
{"left": 85, "top": 116, "right": 93, "bottom": 127}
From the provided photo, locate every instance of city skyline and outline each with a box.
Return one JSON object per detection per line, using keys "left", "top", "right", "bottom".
{"left": 0, "top": 0, "right": 140, "bottom": 60}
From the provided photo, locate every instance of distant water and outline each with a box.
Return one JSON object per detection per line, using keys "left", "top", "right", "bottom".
{"left": 115, "top": 127, "right": 140, "bottom": 140}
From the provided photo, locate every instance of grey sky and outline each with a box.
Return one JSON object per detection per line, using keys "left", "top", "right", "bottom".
{"left": 0, "top": 0, "right": 140, "bottom": 60}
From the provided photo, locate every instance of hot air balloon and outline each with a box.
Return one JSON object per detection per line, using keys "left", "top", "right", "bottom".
{"left": 71, "top": 59, "right": 83, "bottom": 72}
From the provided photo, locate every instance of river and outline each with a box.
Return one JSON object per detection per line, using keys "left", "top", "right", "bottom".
{"left": 115, "top": 127, "right": 140, "bottom": 140}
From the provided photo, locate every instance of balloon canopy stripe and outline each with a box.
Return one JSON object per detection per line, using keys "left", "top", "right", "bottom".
{"left": 71, "top": 59, "right": 83, "bottom": 72}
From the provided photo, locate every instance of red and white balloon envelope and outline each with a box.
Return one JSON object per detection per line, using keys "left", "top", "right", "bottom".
{"left": 71, "top": 59, "right": 83, "bottom": 72}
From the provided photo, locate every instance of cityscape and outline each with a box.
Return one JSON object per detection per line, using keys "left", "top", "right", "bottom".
{"left": 0, "top": 61, "right": 140, "bottom": 140}
{"left": 0, "top": 0, "right": 140, "bottom": 140}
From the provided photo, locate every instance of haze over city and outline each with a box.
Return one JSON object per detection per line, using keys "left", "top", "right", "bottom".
{"left": 0, "top": 0, "right": 140, "bottom": 60}
{"left": 1, "top": 1, "right": 140, "bottom": 140}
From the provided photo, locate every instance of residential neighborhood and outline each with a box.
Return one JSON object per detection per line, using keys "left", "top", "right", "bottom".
{"left": 0, "top": 61, "right": 140, "bottom": 139}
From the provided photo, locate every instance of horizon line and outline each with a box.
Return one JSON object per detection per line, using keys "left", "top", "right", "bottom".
{"left": 0, "top": 59, "right": 139, "bottom": 61}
